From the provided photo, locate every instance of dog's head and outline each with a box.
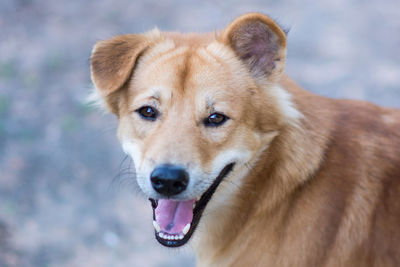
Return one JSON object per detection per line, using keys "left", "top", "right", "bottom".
{"left": 90, "top": 13, "right": 294, "bottom": 247}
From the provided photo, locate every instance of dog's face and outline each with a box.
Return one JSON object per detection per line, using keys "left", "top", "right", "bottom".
{"left": 91, "top": 13, "right": 290, "bottom": 247}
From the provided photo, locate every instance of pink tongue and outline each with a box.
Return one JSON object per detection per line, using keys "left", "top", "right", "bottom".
{"left": 155, "top": 199, "right": 195, "bottom": 234}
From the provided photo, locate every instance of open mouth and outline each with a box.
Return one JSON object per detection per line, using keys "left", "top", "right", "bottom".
{"left": 149, "top": 163, "right": 235, "bottom": 247}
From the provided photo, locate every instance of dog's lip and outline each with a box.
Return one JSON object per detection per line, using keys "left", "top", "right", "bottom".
{"left": 149, "top": 162, "right": 235, "bottom": 247}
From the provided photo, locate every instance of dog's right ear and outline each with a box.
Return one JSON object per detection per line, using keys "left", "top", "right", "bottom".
{"left": 90, "top": 34, "right": 150, "bottom": 98}
{"left": 221, "top": 13, "right": 287, "bottom": 82}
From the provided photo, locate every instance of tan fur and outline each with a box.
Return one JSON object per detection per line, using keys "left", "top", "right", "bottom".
{"left": 91, "top": 13, "right": 400, "bottom": 267}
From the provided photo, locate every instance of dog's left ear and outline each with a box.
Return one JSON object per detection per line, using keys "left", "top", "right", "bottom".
{"left": 221, "top": 13, "right": 287, "bottom": 82}
{"left": 90, "top": 34, "right": 151, "bottom": 97}
{"left": 90, "top": 34, "right": 154, "bottom": 114}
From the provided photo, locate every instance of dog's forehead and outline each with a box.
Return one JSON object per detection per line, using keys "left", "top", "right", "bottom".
{"left": 131, "top": 40, "right": 248, "bottom": 105}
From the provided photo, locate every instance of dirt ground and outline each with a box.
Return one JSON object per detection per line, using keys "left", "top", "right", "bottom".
{"left": 0, "top": 0, "right": 399, "bottom": 266}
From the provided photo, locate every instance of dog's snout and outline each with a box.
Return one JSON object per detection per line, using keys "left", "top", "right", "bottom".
{"left": 150, "top": 164, "right": 189, "bottom": 196}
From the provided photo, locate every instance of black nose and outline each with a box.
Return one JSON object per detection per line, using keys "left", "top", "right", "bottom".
{"left": 150, "top": 165, "right": 189, "bottom": 196}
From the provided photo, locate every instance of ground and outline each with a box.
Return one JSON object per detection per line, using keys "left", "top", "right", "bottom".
{"left": 0, "top": 0, "right": 399, "bottom": 266}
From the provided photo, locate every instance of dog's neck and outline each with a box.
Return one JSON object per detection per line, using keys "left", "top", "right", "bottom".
{"left": 192, "top": 76, "right": 333, "bottom": 265}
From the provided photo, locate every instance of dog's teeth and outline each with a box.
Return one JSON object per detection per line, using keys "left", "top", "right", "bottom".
{"left": 158, "top": 232, "right": 184, "bottom": 241}
{"left": 182, "top": 223, "right": 191, "bottom": 235}
{"left": 153, "top": 221, "right": 161, "bottom": 233}
{"left": 193, "top": 203, "right": 196, "bottom": 209}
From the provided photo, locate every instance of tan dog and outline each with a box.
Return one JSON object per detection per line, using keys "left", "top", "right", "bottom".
{"left": 90, "top": 13, "right": 400, "bottom": 267}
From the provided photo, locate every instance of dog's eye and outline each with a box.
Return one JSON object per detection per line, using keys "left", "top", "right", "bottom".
{"left": 136, "top": 106, "right": 158, "bottom": 120}
{"left": 205, "top": 113, "right": 229, "bottom": 127}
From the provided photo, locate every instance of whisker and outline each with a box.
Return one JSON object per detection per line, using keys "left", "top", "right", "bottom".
{"left": 109, "top": 155, "right": 135, "bottom": 191}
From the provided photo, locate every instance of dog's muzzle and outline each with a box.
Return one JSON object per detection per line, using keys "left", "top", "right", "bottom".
{"left": 149, "top": 162, "right": 235, "bottom": 247}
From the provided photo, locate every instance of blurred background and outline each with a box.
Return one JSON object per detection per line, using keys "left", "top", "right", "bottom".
{"left": 0, "top": 0, "right": 399, "bottom": 266}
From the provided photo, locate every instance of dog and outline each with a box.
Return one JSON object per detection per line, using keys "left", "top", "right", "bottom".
{"left": 90, "top": 13, "right": 400, "bottom": 267}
